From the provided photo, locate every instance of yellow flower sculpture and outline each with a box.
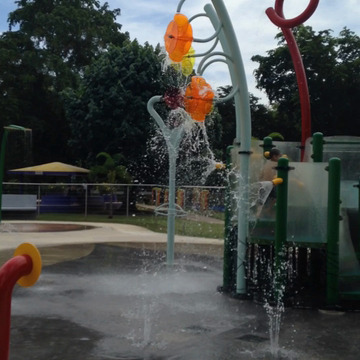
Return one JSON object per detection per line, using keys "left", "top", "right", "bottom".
{"left": 181, "top": 47, "right": 195, "bottom": 76}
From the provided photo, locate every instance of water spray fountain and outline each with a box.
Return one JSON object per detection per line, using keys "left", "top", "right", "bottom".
{"left": 147, "top": 0, "right": 252, "bottom": 291}
{"left": 147, "top": 96, "right": 188, "bottom": 266}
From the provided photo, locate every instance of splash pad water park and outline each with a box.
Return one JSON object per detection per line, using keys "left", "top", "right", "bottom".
{"left": 2, "top": 0, "right": 360, "bottom": 359}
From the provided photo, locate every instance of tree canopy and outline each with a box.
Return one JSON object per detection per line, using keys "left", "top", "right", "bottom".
{"left": 2, "top": 0, "right": 360, "bottom": 185}
{"left": 0, "top": 0, "right": 128, "bottom": 166}
{"left": 63, "top": 41, "right": 166, "bottom": 167}
{"left": 215, "top": 86, "right": 275, "bottom": 149}
{"left": 252, "top": 26, "right": 360, "bottom": 139}
{"left": 8, "top": 0, "right": 128, "bottom": 82}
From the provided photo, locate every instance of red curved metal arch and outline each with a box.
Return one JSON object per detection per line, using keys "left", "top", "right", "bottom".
{"left": 265, "top": 0, "right": 320, "bottom": 160}
{"left": 266, "top": 0, "right": 319, "bottom": 28}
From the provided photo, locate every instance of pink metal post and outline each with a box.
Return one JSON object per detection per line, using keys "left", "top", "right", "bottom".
{"left": 0, "top": 255, "right": 33, "bottom": 360}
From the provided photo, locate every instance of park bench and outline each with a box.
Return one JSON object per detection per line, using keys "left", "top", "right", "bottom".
{"left": 1, "top": 194, "right": 37, "bottom": 219}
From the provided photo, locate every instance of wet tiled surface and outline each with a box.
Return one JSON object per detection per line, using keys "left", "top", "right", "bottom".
{"left": 8, "top": 244, "right": 360, "bottom": 360}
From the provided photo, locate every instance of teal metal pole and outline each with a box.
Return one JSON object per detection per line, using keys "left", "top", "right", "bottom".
{"left": 167, "top": 152, "right": 176, "bottom": 265}
{"left": 210, "top": 0, "right": 252, "bottom": 296}
{"left": 326, "top": 157, "right": 341, "bottom": 306}
{"left": 0, "top": 130, "right": 9, "bottom": 224}
{"left": 204, "top": 6, "right": 239, "bottom": 291}
{"left": 147, "top": 96, "right": 185, "bottom": 266}
{"left": 311, "top": 132, "right": 323, "bottom": 162}
{"left": 274, "top": 157, "right": 290, "bottom": 302}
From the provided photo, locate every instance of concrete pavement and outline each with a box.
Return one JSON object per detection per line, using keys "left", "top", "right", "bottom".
{"left": 3, "top": 222, "right": 360, "bottom": 360}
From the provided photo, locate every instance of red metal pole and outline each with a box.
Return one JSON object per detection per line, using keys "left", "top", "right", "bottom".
{"left": 0, "top": 255, "right": 32, "bottom": 360}
{"left": 266, "top": 0, "right": 320, "bottom": 160}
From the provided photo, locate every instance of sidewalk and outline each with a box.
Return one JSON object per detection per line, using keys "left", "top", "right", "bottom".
{"left": 0, "top": 220, "right": 224, "bottom": 265}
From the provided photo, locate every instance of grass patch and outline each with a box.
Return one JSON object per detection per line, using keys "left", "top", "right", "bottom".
{"left": 204, "top": 211, "right": 225, "bottom": 221}
{"left": 36, "top": 213, "right": 224, "bottom": 239}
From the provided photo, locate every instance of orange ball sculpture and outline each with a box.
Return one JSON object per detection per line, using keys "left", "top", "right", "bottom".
{"left": 164, "top": 13, "right": 193, "bottom": 62}
{"left": 184, "top": 76, "right": 215, "bottom": 122}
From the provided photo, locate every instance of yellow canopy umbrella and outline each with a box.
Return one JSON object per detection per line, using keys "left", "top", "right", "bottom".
{"left": 8, "top": 162, "right": 89, "bottom": 176}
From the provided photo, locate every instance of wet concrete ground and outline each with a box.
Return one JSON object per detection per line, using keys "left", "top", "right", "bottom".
{"left": 7, "top": 244, "right": 360, "bottom": 360}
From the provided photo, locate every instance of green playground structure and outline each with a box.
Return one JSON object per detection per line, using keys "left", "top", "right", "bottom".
{"left": 223, "top": 132, "right": 360, "bottom": 310}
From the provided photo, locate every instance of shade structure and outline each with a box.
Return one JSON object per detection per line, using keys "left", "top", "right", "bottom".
{"left": 8, "top": 162, "right": 89, "bottom": 176}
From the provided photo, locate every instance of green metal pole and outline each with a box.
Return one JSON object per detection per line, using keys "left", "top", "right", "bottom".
{"left": 311, "top": 132, "right": 324, "bottom": 162}
{"left": 262, "top": 136, "right": 274, "bottom": 155}
{"left": 357, "top": 178, "right": 360, "bottom": 262}
{"left": 0, "top": 129, "right": 9, "bottom": 224}
{"left": 274, "top": 157, "right": 290, "bottom": 303}
{"left": 222, "top": 145, "right": 234, "bottom": 291}
{"left": 309, "top": 131, "right": 324, "bottom": 286}
{"left": 354, "top": 179, "right": 360, "bottom": 262}
{"left": 326, "top": 157, "right": 341, "bottom": 307}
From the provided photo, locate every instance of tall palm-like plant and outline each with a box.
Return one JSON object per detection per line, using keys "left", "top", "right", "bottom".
{"left": 90, "top": 152, "right": 132, "bottom": 218}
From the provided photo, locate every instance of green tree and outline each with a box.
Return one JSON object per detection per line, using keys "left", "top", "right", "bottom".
{"left": 205, "top": 107, "right": 224, "bottom": 160}
{"left": 63, "top": 41, "right": 166, "bottom": 168}
{"left": 8, "top": 0, "right": 128, "bottom": 88}
{"left": 90, "top": 152, "right": 131, "bottom": 184}
{"left": 252, "top": 26, "right": 360, "bottom": 138}
{"left": 0, "top": 0, "right": 128, "bottom": 167}
{"left": 215, "top": 86, "right": 275, "bottom": 151}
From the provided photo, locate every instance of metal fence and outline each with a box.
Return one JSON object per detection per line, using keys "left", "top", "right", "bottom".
{"left": 2, "top": 182, "right": 225, "bottom": 218}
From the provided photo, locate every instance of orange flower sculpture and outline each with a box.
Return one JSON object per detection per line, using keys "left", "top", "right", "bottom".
{"left": 164, "top": 13, "right": 193, "bottom": 62}
{"left": 184, "top": 76, "right": 215, "bottom": 122}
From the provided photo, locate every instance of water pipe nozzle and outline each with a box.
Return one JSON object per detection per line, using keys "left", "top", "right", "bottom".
{"left": 272, "top": 178, "right": 283, "bottom": 186}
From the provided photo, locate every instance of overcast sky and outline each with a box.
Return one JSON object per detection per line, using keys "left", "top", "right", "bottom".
{"left": 1, "top": 0, "right": 360, "bottom": 103}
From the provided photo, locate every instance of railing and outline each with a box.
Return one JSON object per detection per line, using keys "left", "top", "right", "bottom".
{"left": 2, "top": 182, "right": 225, "bottom": 219}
